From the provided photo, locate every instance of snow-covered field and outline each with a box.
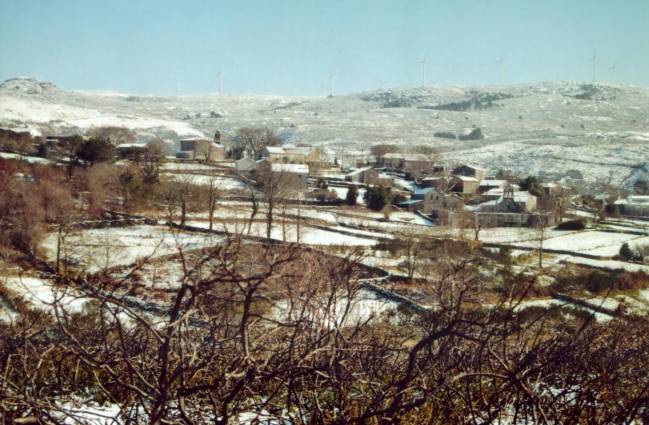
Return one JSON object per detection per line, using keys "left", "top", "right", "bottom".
{"left": 159, "top": 162, "right": 224, "bottom": 171}
{"left": 478, "top": 227, "right": 645, "bottom": 258}
{"left": 187, "top": 220, "right": 379, "bottom": 246}
{"left": 0, "top": 275, "right": 89, "bottom": 320}
{"left": 556, "top": 255, "right": 649, "bottom": 273}
{"left": 0, "top": 94, "right": 204, "bottom": 137}
{"left": 41, "top": 226, "right": 223, "bottom": 272}
{"left": 162, "top": 173, "right": 250, "bottom": 190}
{"left": 273, "top": 288, "right": 399, "bottom": 328}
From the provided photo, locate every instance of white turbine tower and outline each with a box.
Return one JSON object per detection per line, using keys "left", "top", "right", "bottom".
{"left": 418, "top": 59, "right": 428, "bottom": 87}
{"left": 217, "top": 70, "right": 223, "bottom": 94}
{"left": 590, "top": 52, "right": 598, "bottom": 82}
{"left": 328, "top": 72, "right": 336, "bottom": 97}
{"left": 609, "top": 64, "right": 617, "bottom": 83}
{"left": 496, "top": 57, "right": 505, "bottom": 84}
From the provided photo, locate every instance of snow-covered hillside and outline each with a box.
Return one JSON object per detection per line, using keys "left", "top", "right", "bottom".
{"left": 1, "top": 77, "right": 648, "bottom": 189}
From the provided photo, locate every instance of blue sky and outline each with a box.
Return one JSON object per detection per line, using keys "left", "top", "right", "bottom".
{"left": 0, "top": 0, "right": 647, "bottom": 95}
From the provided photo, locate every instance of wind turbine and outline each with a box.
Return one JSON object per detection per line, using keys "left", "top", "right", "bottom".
{"left": 328, "top": 72, "right": 336, "bottom": 97}
{"left": 608, "top": 64, "right": 617, "bottom": 83}
{"left": 496, "top": 57, "right": 505, "bottom": 84}
{"left": 590, "top": 52, "right": 598, "bottom": 82}
{"left": 217, "top": 70, "right": 223, "bottom": 94}
{"left": 418, "top": 59, "right": 428, "bottom": 87}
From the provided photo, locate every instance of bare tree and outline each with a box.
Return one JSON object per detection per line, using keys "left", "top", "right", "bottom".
{"left": 257, "top": 166, "right": 300, "bottom": 243}
{"left": 206, "top": 175, "right": 221, "bottom": 231}
{"left": 399, "top": 229, "right": 422, "bottom": 280}
{"left": 535, "top": 213, "right": 549, "bottom": 268}
{"left": 237, "top": 127, "right": 281, "bottom": 157}
{"left": 370, "top": 143, "right": 399, "bottom": 165}
{"left": 86, "top": 126, "right": 136, "bottom": 146}
{"left": 140, "top": 139, "right": 166, "bottom": 185}
{"left": 471, "top": 212, "right": 495, "bottom": 242}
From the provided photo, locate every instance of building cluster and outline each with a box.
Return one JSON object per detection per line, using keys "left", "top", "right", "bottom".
{"left": 175, "top": 130, "right": 225, "bottom": 161}
{"left": 392, "top": 163, "right": 560, "bottom": 227}
{"left": 33, "top": 128, "right": 649, "bottom": 228}
{"left": 235, "top": 145, "right": 329, "bottom": 190}
{"left": 230, "top": 143, "right": 569, "bottom": 228}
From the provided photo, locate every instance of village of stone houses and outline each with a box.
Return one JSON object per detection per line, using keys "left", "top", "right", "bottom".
{"left": 2, "top": 77, "right": 649, "bottom": 422}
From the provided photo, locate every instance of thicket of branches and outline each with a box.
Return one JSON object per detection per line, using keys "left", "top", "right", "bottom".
{"left": 1, "top": 155, "right": 649, "bottom": 423}
{"left": 1, "top": 235, "right": 648, "bottom": 423}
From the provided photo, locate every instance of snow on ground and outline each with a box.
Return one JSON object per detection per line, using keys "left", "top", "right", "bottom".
{"left": 2, "top": 275, "right": 88, "bottom": 315}
{"left": 390, "top": 176, "right": 418, "bottom": 192}
{"left": 568, "top": 209, "right": 597, "bottom": 219}
{"left": 533, "top": 231, "right": 640, "bottom": 256}
{"left": 638, "top": 289, "right": 649, "bottom": 304}
{"left": 330, "top": 225, "right": 393, "bottom": 239}
{"left": 299, "top": 227, "right": 378, "bottom": 246}
{"left": 159, "top": 162, "right": 222, "bottom": 171}
{"left": 115, "top": 260, "right": 187, "bottom": 290}
{"left": 187, "top": 220, "right": 379, "bottom": 246}
{"left": 556, "top": 255, "right": 649, "bottom": 273}
{"left": 162, "top": 173, "right": 251, "bottom": 190}
{"left": 336, "top": 213, "right": 437, "bottom": 234}
{"left": 3, "top": 80, "right": 649, "bottom": 186}
{"left": 504, "top": 296, "right": 614, "bottom": 322}
{"left": 0, "top": 151, "right": 52, "bottom": 164}
{"left": 479, "top": 227, "right": 642, "bottom": 257}
{"left": 55, "top": 401, "right": 123, "bottom": 425}
{"left": 273, "top": 288, "right": 399, "bottom": 328}
{"left": 477, "top": 227, "right": 544, "bottom": 244}
{"left": 298, "top": 208, "right": 339, "bottom": 224}
{"left": 390, "top": 211, "right": 435, "bottom": 225}
{"left": 0, "top": 96, "right": 205, "bottom": 137}
{"left": 42, "top": 226, "right": 223, "bottom": 273}
{"left": 327, "top": 186, "right": 367, "bottom": 204}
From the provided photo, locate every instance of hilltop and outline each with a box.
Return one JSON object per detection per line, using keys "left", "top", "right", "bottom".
{"left": 1, "top": 77, "right": 648, "bottom": 189}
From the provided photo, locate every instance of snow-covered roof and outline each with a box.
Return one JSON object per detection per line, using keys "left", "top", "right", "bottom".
{"left": 484, "top": 188, "right": 536, "bottom": 202}
{"left": 402, "top": 153, "right": 429, "bottom": 161}
{"left": 399, "top": 199, "right": 424, "bottom": 206}
{"left": 501, "top": 193, "right": 535, "bottom": 203}
{"left": 265, "top": 146, "right": 286, "bottom": 154}
{"left": 346, "top": 166, "right": 373, "bottom": 176}
{"left": 468, "top": 200, "right": 499, "bottom": 211}
{"left": 413, "top": 187, "right": 435, "bottom": 196}
{"left": 270, "top": 163, "right": 309, "bottom": 174}
{"left": 616, "top": 195, "right": 649, "bottom": 205}
{"left": 480, "top": 179, "right": 507, "bottom": 187}
{"left": 455, "top": 175, "right": 479, "bottom": 182}
{"left": 116, "top": 143, "right": 147, "bottom": 149}
{"left": 179, "top": 137, "right": 210, "bottom": 142}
